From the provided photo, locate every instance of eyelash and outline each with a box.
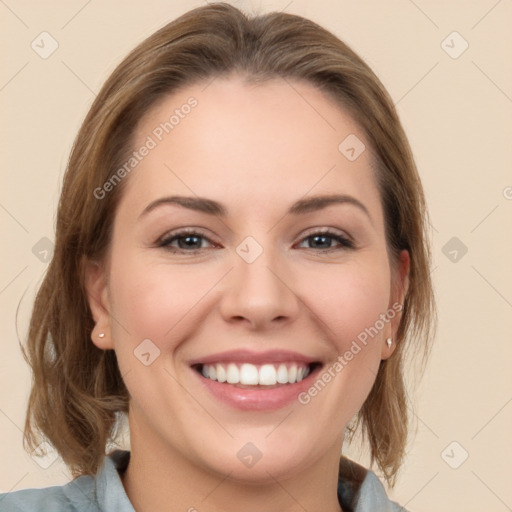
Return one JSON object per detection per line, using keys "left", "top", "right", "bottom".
{"left": 157, "top": 228, "right": 355, "bottom": 254}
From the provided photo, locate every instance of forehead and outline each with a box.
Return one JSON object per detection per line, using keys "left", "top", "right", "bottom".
{"left": 117, "top": 75, "right": 382, "bottom": 225}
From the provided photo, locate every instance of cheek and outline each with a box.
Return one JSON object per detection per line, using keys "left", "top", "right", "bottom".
{"left": 106, "top": 254, "right": 216, "bottom": 416}
{"left": 297, "top": 255, "right": 391, "bottom": 417}
{"left": 307, "top": 255, "right": 391, "bottom": 347}
{"left": 107, "top": 251, "right": 214, "bottom": 351}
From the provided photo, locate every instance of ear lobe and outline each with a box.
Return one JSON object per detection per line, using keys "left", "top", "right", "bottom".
{"left": 380, "top": 337, "right": 397, "bottom": 359}
{"left": 84, "top": 258, "right": 113, "bottom": 350}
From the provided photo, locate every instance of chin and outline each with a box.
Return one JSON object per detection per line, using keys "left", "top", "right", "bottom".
{"left": 190, "top": 432, "right": 320, "bottom": 485}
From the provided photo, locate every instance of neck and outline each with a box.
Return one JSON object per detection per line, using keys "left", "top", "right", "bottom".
{"left": 121, "top": 414, "right": 344, "bottom": 512}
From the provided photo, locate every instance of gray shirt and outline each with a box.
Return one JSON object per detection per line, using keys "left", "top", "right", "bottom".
{"left": 0, "top": 451, "right": 407, "bottom": 511}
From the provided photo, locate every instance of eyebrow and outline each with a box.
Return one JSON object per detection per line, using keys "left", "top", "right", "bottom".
{"left": 138, "top": 194, "right": 372, "bottom": 222}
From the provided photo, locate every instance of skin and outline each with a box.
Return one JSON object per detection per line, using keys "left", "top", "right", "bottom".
{"left": 86, "top": 75, "right": 409, "bottom": 512}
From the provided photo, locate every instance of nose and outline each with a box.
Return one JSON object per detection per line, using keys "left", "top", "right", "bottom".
{"left": 218, "top": 245, "right": 300, "bottom": 331}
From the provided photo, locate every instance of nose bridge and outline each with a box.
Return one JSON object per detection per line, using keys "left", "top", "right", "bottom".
{"left": 219, "top": 236, "right": 299, "bottom": 328}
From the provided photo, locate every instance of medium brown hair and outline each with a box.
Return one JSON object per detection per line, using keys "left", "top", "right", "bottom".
{"left": 23, "top": 3, "right": 436, "bottom": 486}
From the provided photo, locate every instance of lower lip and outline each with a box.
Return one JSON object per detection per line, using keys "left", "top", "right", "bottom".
{"left": 193, "top": 367, "right": 320, "bottom": 411}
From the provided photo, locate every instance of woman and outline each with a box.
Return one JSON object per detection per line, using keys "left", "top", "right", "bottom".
{"left": 1, "top": 3, "right": 435, "bottom": 511}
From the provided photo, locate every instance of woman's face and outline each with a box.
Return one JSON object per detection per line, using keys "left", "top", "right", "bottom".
{"left": 87, "top": 75, "right": 408, "bottom": 481}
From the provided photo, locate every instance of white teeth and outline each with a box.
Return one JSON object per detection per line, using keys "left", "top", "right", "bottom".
{"left": 216, "top": 363, "right": 227, "bottom": 383}
{"left": 288, "top": 364, "right": 297, "bottom": 383}
{"left": 276, "top": 364, "right": 288, "bottom": 384}
{"left": 199, "top": 362, "right": 312, "bottom": 386}
{"left": 239, "top": 363, "right": 259, "bottom": 385}
{"left": 259, "top": 364, "right": 277, "bottom": 385}
{"left": 226, "top": 363, "right": 239, "bottom": 384}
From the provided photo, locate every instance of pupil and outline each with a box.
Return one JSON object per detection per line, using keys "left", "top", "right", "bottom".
{"left": 180, "top": 236, "right": 200, "bottom": 249}
{"left": 311, "top": 235, "right": 330, "bottom": 248}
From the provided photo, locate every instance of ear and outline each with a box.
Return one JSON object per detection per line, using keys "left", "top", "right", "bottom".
{"left": 84, "top": 258, "right": 114, "bottom": 350}
{"left": 381, "top": 249, "right": 410, "bottom": 359}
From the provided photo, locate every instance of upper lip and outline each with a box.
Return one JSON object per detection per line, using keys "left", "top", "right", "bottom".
{"left": 188, "top": 349, "right": 321, "bottom": 366}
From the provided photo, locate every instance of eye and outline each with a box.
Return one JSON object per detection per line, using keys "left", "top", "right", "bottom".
{"left": 156, "top": 228, "right": 355, "bottom": 254}
{"left": 297, "top": 230, "right": 354, "bottom": 251}
{"left": 158, "top": 229, "right": 216, "bottom": 252}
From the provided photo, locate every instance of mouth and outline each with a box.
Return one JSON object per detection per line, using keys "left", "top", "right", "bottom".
{"left": 192, "top": 361, "right": 322, "bottom": 389}
{"left": 188, "top": 349, "right": 324, "bottom": 411}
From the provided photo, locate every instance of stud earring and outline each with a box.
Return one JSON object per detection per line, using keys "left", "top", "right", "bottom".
{"left": 98, "top": 333, "right": 105, "bottom": 339}
{"left": 386, "top": 338, "right": 392, "bottom": 348}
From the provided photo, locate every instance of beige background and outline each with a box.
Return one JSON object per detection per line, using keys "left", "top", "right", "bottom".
{"left": 1, "top": 1, "right": 511, "bottom": 510}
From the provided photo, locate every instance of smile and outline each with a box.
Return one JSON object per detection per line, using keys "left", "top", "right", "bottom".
{"left": 198, "top": 362, "right": 313, "bottom": 386}
{"left": 189, "top": 349, "right": 323, "bottom": 410}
